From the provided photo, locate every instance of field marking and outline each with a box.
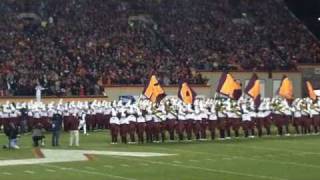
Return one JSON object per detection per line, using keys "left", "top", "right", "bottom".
{"left": 228, "top": 144, "right": 320, "bottom": 156}
{"left": 45, "top": 169, "right": 56, "bottom": 172}
{"left": 60, "top": 167, "right": 71, "bottom": 170}
{"left": 206, "top": 158, "right": 216, "bottom": 161}
{"left": 148, "top": 146, "right": 320, "bottom": 169}
{"left": 0, "top": 149, "right": 175, "bottom": 167}
{"left": 189, "top": 159, "right": 200, "bottom": 162}
{"left": 111, "top": 156, "right": 287, "bottom": 180}
{"left": 24, "top": 170, "right": 35, "bottom": 174}
{"left": 173, "top": 160, "right": 182, "bottom": 164}
{"left": 41, "top": 164, "right": 136, "bottom": 180}
{"left": 120, "top": 164, "right": 130, "bottom": 167}
{"left": 2, "top": 172, "right": 12, "bottom": 175}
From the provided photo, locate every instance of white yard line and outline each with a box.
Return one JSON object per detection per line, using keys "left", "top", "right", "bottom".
{"left": 112, "top": 156, "right": 288, "bottom": 180}
{"left": 172, "top": 160, "right": 182, "bottom": 164}
{"left": 24, "top": 170, "right": 35, "bottom": 174}
{"left": 2, "top": 172, "right": 12, "bottom": 175}
{"left": 45, "top": 169, "right": 56, "bottom": 172}
{"left": 228, "top": 144, "right": 320, "bottom": 156}
{"left": 41, "top": 164, "right": 137, "bottom": 180}
{"left": 150, "top": 146, "right": 320, "bottom": 169}
{"left": 205, "top": 158, "right": 216, "bottom": 161}
{"left": 120, "top": 164, "right": 129, "bottom": 167}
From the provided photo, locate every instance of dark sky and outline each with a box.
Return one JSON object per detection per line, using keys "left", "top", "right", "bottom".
{"left": 285, "top": 0, "right": 320, "bottom": 39}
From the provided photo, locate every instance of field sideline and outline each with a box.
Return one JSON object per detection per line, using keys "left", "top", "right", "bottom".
{"left": 0, "top": 131, "right": 320, "bottom": 180}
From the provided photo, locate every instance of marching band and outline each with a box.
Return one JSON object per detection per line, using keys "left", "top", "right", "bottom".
{"left": 1, "top": 96, "right": 320, "bottom": 145}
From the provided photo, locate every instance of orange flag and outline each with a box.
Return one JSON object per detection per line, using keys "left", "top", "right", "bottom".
{"left": 143, "top": 75, "right": 166, "bottom": 103}
{"left": 306, "top": 81, "right": 317, "bottom": 100}
{"left": 245, "top": 73, "right": 261, "bottom": 107}
{"left": 178, "top": 82, "right": 196, "bottom": 104}
{"left": 216, "top": 73, "right": 242, "bottom": 100}
{"left": 278, "top": 75, "right": 293, "bottom": 100}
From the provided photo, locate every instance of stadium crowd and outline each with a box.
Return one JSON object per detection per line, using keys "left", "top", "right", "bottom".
{"left": 0, "top": 0, "right": 320, "bottom": 96}
{"left": 1, "top": 95, "right": 320, "bottom": 147}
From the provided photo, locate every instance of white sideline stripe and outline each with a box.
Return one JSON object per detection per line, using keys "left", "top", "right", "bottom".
{"left": 151, "top": 146, "right": 320, "bottom": 169}
{"left": 41, "top": 164, "right": 136, "bottom": 180}
{"left": 24, "top": 170, "right": 35, "bottom": 174}
{"left": 120, "top": 164, "right": 129, "bottom": 167}
{"left": 189, "top": 159, "right": 200, "bottom": 162}
{"left": 103, "top": 165, "right": 114, "bottom": 168}
{"left": 112, "top": 156, "right": 287, "bottom": 180}
{"left": 45, "top": 169, "right": 56, "bottom": 172}
{"left": 2, "top": 172, "right": 12, "bottom": 175}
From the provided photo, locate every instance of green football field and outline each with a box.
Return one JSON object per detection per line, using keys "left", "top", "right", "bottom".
{"left": 0, "top": 131, "right": 320, "bottom": 180}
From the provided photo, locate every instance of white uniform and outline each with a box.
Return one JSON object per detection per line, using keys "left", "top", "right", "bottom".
{"left": 78, "top": 113, "right": 87, "bottom": 134}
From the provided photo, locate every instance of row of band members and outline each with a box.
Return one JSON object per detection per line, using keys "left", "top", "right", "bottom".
{"left": 1, "top": 110, "right": 319, "bottom": 144}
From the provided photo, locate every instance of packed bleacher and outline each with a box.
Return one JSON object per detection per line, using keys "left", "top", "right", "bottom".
{"left": 0, "top": 0, "right": 319, "bottom": 96}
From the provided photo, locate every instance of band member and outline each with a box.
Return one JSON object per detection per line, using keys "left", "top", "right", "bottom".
{"left": 166, "top": 109, "right": 177, "bottom": 141}
{"left": 292, "top": 98, "right": 302, "bottom": 135}
{"left": 78, "top": 111, "right": 88, "bottom": 135}
{"left": 152, "top": 111, "right": 162, "bottom": 143}
{"left": 145, "top": 109, "right": 154, "bottom": 143}
{"left": 69, "top": 111, "right": 80, "bottom": 146}
{"left": 241, "top": 99, "right": 255, "bottom": 138}
{"left": 109, "top": 109, "right": 120, "bottom": 144}
{"left": 119, "top": 110, "right": 129, "bottom": 144}
{"left": 177, "top": 107, "right": 186, "bottom": 141}
{"left": 208, "top": 108, "right": 218, "bottom": 140}
{"left": 199, "top": 108, "right": 208, "bottom": 140}
{"left": 271, "top": 97, "right": 285, "bottom": 136}
{"left": 136, "top": 111, "right": 146, "bottom": 143}
{"left": 227, "top": 100, "right": 241, "bottom": 138}
{"left": 127, "top": 107, "right": 137, "bottom": 144}
{"left": 193, "top": 108, "right": 202, "bottom": 140}
{"left": 185, "top": 108, "right": 194, "bottom": 141}
{"left": 217, "top": 103, "right": 227, "bottom": 139}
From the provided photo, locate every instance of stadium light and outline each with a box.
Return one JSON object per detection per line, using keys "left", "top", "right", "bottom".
{"left": 318, "top": 17, "right": 320, "bottom": 21}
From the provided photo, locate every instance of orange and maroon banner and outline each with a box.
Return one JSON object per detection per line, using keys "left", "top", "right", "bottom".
{"left": 143, "top": 75, "right": 166, "bottom": 103}
{"left": 178, "top": 82, "right": 196, "bottom": 104}
{"left": 278, "top": 75, "right": 293, "bottom": 100}
{"left": 245, "top": 73, "right": 261, "bottom": 107}
{"left": 216, "top": 72, "right": 242, "bottom": 100}
{"left": 306, "top": 81, "right": 317, "bottom": 101}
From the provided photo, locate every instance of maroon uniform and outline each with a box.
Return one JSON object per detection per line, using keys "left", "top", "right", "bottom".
{"left": 166, "top": 113, "right": 176, "bottom": 141}
{"left": 136, "top": 115, "right": 146, "bottom": 143}
{"left": 110, "top": 116, "right": 120, "bottom": 144}
{"left": 176, "top": 115, "right": 185, "bottom": 141}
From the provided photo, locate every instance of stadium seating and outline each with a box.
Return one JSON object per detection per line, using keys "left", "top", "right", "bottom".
{"left": 0, "top": 0, "right": 319, "bottom": 96}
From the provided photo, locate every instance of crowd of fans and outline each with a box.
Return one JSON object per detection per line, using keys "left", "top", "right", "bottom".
{"left": 0, "top": 0, "right": 319, "bottom": 96}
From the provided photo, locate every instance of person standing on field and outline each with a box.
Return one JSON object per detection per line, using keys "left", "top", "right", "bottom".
{"left": 69, "top": 111, "right": 80, "bottom": 146}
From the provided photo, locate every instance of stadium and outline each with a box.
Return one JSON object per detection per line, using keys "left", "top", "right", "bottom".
{"left": 0, "top": 0, "right": 320, "bottom": 180}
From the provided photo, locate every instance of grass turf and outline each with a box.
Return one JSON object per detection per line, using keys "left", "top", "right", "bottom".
{"left": 0, "top": 131, "right": 320, "bottom": 180}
